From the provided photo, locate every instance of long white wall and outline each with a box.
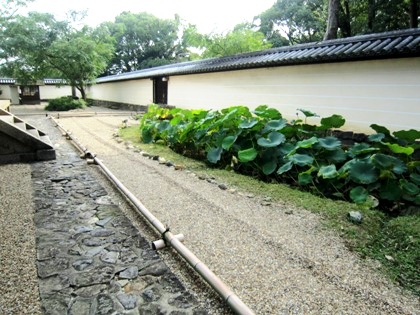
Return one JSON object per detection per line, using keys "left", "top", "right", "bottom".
{"left": 89, "top": 57, "right": 420, "bottom": 133}
{"left": 88, "top": 80, "right": 153, "bottom": 105}
{"left": 39, "top": 85, "right": 74, "bottom": 100}
{"left": 168, "top": 58, "right": 420, "bottom": 133}
{"left": 0, "top": 86, "right": 19, "bottom": 104}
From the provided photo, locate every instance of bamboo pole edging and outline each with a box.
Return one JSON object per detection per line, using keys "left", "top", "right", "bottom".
{"left": 50, "top": 116, "right": 255, "bottom": 315}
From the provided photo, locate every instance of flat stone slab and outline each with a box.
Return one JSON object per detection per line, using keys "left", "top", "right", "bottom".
{"left": 31, "top": 118, "right": 206, "bottom": 314}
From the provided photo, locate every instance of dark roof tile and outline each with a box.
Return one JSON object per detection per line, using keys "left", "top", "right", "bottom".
{"left": 96, "top": 29, "right": 420, "bottom": 83}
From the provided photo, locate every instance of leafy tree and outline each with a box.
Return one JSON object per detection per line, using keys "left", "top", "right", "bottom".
{"left": 258, "top": 0, "right": 327, "bottom": 46}
{"left": 185, "top": 23, "right": 272, "bottom": 58}
{"left": 102, "top": 12, "right": 186, "bottom": 75}
{"left": 0, "top": 12, "right": 114, "bottom": 100}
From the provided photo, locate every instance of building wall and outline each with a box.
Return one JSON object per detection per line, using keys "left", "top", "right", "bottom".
{"left": 88, "top": 80, "right": 153, "bottom": 106}
{"left": 39, "top": 85, "right": 75, "bottom": 100}
{"left": 89, "top": 57, "right": 420, "bottom": 133}
{"left": 0, "top": 85, "right": 19, "bottom": 105}
{"left": 168, "top": 58, "right": 420, "bottom": 133}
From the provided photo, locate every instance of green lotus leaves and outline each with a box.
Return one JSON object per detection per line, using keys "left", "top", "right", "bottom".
{"left": 238, "top": 147, "right": 258, "bottom": 162}
{"left": 263, "top": 119, "right": 287, "bottom": 132}
{"left": 385, "top": 142, "right": 414, "bottom": 156}
{"left": 298, "top": 173, "right": 313, "bottom": 185}
{"left": 140, "top": 104, "right": 420, "bottom": 211}
{"left": 350, "top": 186, "right": 369, "bottom": 204}
{"left": 318, "top": 165, "right": 339, "bottom": 179}
{"left": 400, "top": 179, "right": 420, "bottom": 195}
{"left": 257, "top": 131, "right": 286, "bottom": 148}
{"left": 289, "top": 153, "right": 314, "bottom": 167}
{"left": 207, "top": 147, "right": 222, "bottom": 164}
{"left": 297, "top": 108, "right": 319, "bottom": 118}
{"left": 368, "top": 133, "right": 385, "bottom": 142}
{"left": 380, "top": 180, "right": 402, "bottom": 201}
{"left": 372, "top": 154, "right": 407, "bottom": 174}
{"left": 349, "top": 161, "right": 379, "bottom": 184}
{"left": 297, "top": 136, "right": 319, "bottom": 149}
{"left": 318, "top": 136, "right": 342, "bottom": 150}
{"left": 349, "top": 143, "right": 379, "bottom": 157}
{"left": 239, "top": 118, "right": 259, "bottom": 129}
{"left": 277, "top": 161, "right": 293, "bottom": 175}
{"left": 410, "top": 173, "right": 420, "bottom": 185}
{"left": 393, "top": 129, "right": 420, "bottom": 142}
{"left": 222, "top": 135, "right": 237, "bottom": 150}
{"left": 262, "top": 160, "right": 277, "bottom": 175}
{"left": 320, "top": 114, "right": 345, "bottom": 129}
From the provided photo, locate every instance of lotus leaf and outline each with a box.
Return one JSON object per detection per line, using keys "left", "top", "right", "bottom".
{"left": 379, "top": 180, "right": 402, "bottom": 201}
{"left": 350, "top": 186, "right": 369, "bottom": 204}
{"left": 263, "top": 119, "right": 287, "bottom": 132}
{"left": 238, "top": 148, "right": 258, "bottom": 162}
{"left": 349, "top": 143, "right": 379, "bottom": 156}
{"left": 289, "top": 154, "right": 314, "bottom": 167}
{"left": 393, "top": 129, "right": 420, "bottom": 142}
{"left": 368, "top": 133, "right": 385, "bottom": 142}
{"left": 400, "top": 179, "right": 420, "bottom": 195}
{"left": 349, "top": 161, "right": 379, "bottom": 184}
{"left": 370, "top": 124, "right": 391, "bottom": 136}
{"left": 239, "top": 118, "right": 259, "bottom": 129}
{"left": 297, "top": 108, "right": 319, "bottom": 117}
{"left": 298, "top": 173, "right": 313, "bottom": 185}
{"left": 410, "top": 173, "right": 420, "bottom": 185}
{"left": 257, "top": 132, "right": 286, "bottom": 148}
{"left": 318, "top": 165, "right": 339, "bottom": 179}
{"left": 263, "top": 160, "right": 277, "bottom": 175}
{"left": 297, "top": 137, "right": 318, "bottom": 149}
{"left": 277, "top": 161, "right": 293, "bottom": 174}
{"left": 320, "top": 114, "right": 345, "bottom": 129}
{"left": 222, "top": 135, "right": 237, "bottom": 150}
{"left": 318, "top": 136, "right": 342, "bottom": 150}
{"left": 385, "top": 142, "right": 414, "bottom": 156}
{"left": 207, "top": 147, "right": 223, "bottom": 164}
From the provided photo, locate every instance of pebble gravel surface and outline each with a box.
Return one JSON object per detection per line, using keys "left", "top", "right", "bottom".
{"left": 2, "top": 105, "right": 419, "bottom": 315}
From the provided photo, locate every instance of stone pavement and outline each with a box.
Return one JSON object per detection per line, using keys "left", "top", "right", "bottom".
{"left": 30, "top": 116, "right": 207, "bottom": 314}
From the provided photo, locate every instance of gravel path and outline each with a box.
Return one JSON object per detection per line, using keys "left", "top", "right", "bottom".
{"left": 55, "top": 114, "right": 419, "bottom": 315}
{"left": 0, "top": 163, "right": 42, "bottom": 315}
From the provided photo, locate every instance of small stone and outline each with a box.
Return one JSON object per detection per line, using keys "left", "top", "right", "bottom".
{"left": 174, "top": 165, "right": 184, "bottom": 170}
{"left": 158, "top": 157, "right": 166, "bottom": 164}
{"left": 228, "top": 189, "right": 236, "bottom": 194}
{"left": 285, "top": 210, "right": 294, "bottom": 215}
{"left": 72, "top": 259, "right": 93, "bottom": 271}
{"left": 261, "top": 201, "right": 271, "bottom": 206}
{"left": 385, "top": 255, "right": 395, "bottom": 262}
{"left": 117, "top": 293, "right": 137, "bottom": 310}
{"left": 140, "top": 151, "right": 150, "bottom": 157}
{"left": 165, "top": 160, "right": 174, "bottom": 167}
{"left": 246, "top": 193, "right": 255, "bottom": 198}
{"left": 90, "top": 229, "right": 115, "bottom": 237}
{"left": 119, "top": 266, "right": 139, "bottom": 279}
{"left": 138, "top": 261, "right": 168, "bottom": 277}
{"left": 96, "top": 217, "right": 113, "bottom": 227}
{"left": 152, "top": 155, "right": 159, "bottom": 160}
{"left": 218, "top": 183, "right": 228, "bottom": 190}
{"left": 348, "top": 211, "right": 363, "bottom": 224}
{"left": 116, "top": 138, "right": 123, "bottom": 143}
{"left": 101, "top": 251, "right": 119, "bottom": 264}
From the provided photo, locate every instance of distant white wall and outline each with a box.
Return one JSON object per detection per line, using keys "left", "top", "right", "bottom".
{"left": 39, "top": 85, "right": 75, "bottom": 100}
{"left": 89, "top": 57, "right": 420, "bottom": 133}
{"left": 168, "top": 58, "right": 420, "bottom": 133}
{"left": 0, "top": 85, "right": 19, "bottom": 104}
{"left": 88, "top": 80, "right": 153, "bottom": 105}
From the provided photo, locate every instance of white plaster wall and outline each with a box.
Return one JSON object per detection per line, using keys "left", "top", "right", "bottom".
{"left": 0, "top": 85, "right": 19, "bottom": 104}
{"left": 39, "top": 85, "right": 75, "bottom": 100}
{"left": 168, "top": 58, "right": 420, "bottom": 133}
{"left": 88, "top": 80, "right": 153, "bottom": 105}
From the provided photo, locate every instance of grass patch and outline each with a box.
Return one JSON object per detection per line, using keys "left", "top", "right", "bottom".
{"left": 119, "top": 125, "right": 420, "bottom": 296}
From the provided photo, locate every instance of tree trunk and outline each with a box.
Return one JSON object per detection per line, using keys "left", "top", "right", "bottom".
{"left": 339, "top": 0, "right": 352, "bottom": 37}
{"left": 368, "top": 0, "right": 376, "bottom": 32}
{"left": 76, "top": 85, "right": 86, "bottom": 101}
{"left": 409, "top": 0, "right": 418, "bottom": 28}
{"left": 324, "top": 0, "right": 340, "bottom": 40}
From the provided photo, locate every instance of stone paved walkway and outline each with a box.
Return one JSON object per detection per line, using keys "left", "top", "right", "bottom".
{"left": 30, "top": 116, "right": 207, "bottom": 314}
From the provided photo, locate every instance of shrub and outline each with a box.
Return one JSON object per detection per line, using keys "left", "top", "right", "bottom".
{"left": 45, "top": 96, "right": 86, "bottom": 111}
{"left": 139, "top": 104, "right": 420, "bottom": 214}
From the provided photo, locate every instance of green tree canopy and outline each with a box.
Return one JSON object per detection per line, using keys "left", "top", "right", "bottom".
{"left": 0, "top": 11, "right": 114, "bottom": 99}
{"left": 102, "top": 12, "right": 186, "bottom": 75}
{"left": 185, "top": 23, "right": 272, "bottom": 58}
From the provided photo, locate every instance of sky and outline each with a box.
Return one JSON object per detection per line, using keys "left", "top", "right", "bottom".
{"left": 22, "top": 0, "right": 277, "bottom": 34}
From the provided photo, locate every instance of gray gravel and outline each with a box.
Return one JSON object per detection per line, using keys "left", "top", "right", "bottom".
{"left": 0, "top": 163, "right": 42, "bottom": 315}
{"left": 56, "top": 114, "right": 419, "bottom": 315}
